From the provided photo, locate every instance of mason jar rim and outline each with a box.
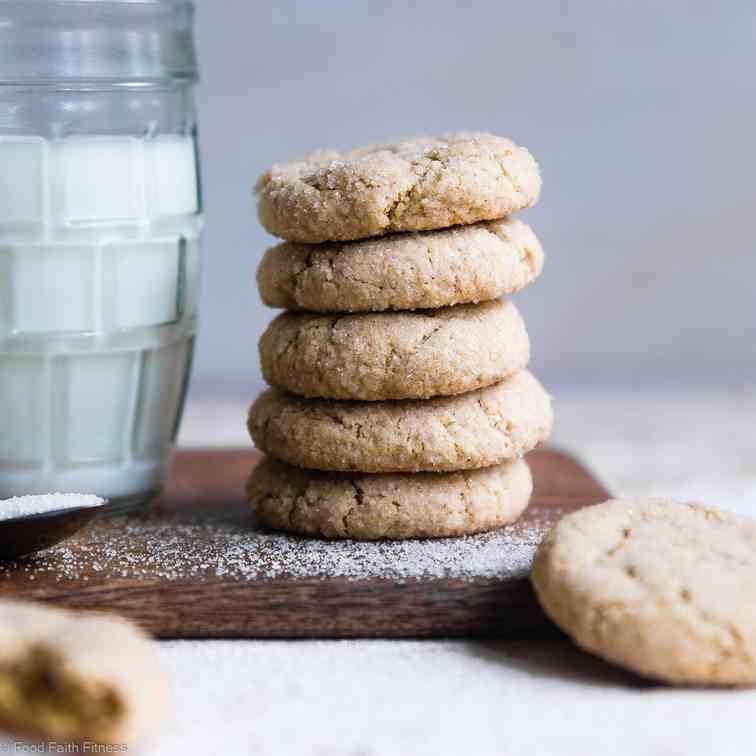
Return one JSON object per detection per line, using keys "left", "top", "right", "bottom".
{"left": 0, "top": 0, "right": 198, "bottom": 84}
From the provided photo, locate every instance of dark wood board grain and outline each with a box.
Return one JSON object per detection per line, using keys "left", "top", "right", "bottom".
{"left": 0, "top": 449, "right": 609, "bottom": 639}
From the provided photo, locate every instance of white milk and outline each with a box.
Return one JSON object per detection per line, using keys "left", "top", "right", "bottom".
{"left": 0, "top": 135, "right": 201, "bottom": 503}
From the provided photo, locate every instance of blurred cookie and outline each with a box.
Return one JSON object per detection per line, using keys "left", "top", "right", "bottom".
{"left": 532, "top": 498, "right": 756, "bottom": 686}
{"left": 0, "top": 600, "right": 168, "bottom": 744}
{"left": 248, "top": 456, "right": 532, "bottom": 540}
{"left": 256, "top": 132, "right": 541, "bottom": 243}
{"left": 248, "top": 370, "right": 552, "bottom": 473}
{"left": 257, "top": 218, "right": 543, "bottom": 312}
{"left": 259, "top": 298, "right": 529, "bottom": 401}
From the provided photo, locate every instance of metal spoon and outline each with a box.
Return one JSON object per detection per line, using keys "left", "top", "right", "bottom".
{"left": 0, "top": 500, "right": 108, "bottom": 561}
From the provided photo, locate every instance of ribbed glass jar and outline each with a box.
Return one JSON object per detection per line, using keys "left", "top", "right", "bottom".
{"left": 0, "top": 0, "right": 202, "bottom": 510}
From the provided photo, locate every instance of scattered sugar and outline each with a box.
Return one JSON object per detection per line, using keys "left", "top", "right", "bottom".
{"left": 0, "top": 504, "right": 554, "bottom": 584}
{"left": 0, "top": 493, "right": 104, "bottom": 522}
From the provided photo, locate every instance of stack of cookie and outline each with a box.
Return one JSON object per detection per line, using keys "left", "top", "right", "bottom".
{"left": 247, "top": 132, "right": 553, "bottom": 540}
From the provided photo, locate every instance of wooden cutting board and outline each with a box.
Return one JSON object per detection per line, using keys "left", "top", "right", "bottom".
{"left": 0, "top": 449, "right": 608, "bottom": 639}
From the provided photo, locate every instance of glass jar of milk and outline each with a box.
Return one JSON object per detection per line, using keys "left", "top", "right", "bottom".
{"left": 0, "top": 1, "right": 202, "bottom": 509}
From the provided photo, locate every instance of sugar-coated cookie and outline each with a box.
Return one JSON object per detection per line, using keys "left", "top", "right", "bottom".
{"left": 259, "top": 298, "right": 529, "bottom": 401}
{"left": 248, "top": 370, "right": 552, "bottom": 473}
{"left": 248, "top": 456, "right": 532, "bottom": 540}
{"left": 257, "top": 218, "right": 543, "bottom": 313}
{"left": 0, "top": 600, "right": 169, "bottom": 744}
{"left": 532, "top": 498, "right": 756, "bottom": 686}
{"left": 256, "top": 132, "right": 541, "bottom": 243}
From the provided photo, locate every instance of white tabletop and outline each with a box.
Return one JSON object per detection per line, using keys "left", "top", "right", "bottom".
{"left": 9, "top": 387, "right": 756, "bottom": 755}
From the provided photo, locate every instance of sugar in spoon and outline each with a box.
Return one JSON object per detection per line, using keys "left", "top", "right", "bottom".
{"left": 0, "top": 494, "right": 107, "bottom": 560}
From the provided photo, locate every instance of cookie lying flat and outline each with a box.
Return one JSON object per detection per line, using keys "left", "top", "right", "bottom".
{"left": 248, "top": 456, "right": 532, "bottom": 540}
{"left": 256, "top": 132, "right": 541, "bottom": 243}
{"left": 248, "top": 370, "right": 552, "bottom": 473}
{"left": 0, "top": 600, "right": 168, "bottom": 744}
{"left": 259, "top": 298, "right": 529, "bottom": 401}
{"left": 257, "top": 218, "right": 543, "bottom": 313}
{"left": 531, "top": 498, "right": 756, "bottom": 686}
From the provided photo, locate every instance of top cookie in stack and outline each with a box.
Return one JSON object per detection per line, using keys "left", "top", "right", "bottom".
{"left": 247, "top": 132, "right": 553, "bottom": 540}
{"left": 255, "top": 132, "right": 540, "bottom": 243}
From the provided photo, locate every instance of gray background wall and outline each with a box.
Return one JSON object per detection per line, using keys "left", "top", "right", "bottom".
{"left": 191, "top": 0, "right": 755, "bottom": 397}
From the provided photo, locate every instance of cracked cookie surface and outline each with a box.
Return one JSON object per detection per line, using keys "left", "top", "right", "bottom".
{"left": 248, "top": 370, "right": 552, "bottom": 473}
{"left": 248, "top": 456, "right": 532, "bottom": 540}
{"left": 257, "top": 218, "right": 543, "bottom": 312}
{"left": 255, "top": 132, "right": 541, "bottom": 243}
{"left": 259, "top": 298, "right": 529, "bottom": 401}
{"left": 0, "top": 600, "right": 168, "bottom": 744}
{"left": 531, "top": 498, "right": 756, "bottom": 686}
